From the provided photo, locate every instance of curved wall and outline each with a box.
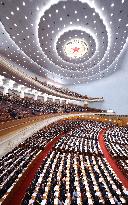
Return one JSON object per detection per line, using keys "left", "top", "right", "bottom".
{"left": 67, "top": 48, "right": 128, "bottom": 115}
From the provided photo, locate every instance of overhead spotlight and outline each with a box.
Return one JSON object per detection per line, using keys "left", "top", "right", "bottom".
{"left": 111, "top": 3, "right": 114, "bottom": 7}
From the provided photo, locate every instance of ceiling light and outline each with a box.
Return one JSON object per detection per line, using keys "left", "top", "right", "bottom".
{"left": 23, "top": 2, "right": 25, "bottom": 6}
{"left": 111, "top": 3, "right": 114, "bottom": 7}
{"left": 11, "top": 11, "right": 14, "bottom": 15}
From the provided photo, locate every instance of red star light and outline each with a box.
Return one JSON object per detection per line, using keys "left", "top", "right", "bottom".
{"left": 72, "top": 47, "right": 80, "bottom": 53}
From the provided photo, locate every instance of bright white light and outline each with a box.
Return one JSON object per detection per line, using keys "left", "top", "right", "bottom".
{"left": 111, "top": 3, "right": 114, "bottom": 7}
{"left": 11, "top": 11, "right": 14, "bottom": 15}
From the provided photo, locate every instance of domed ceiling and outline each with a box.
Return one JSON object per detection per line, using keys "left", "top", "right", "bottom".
{"left": 0, "top": 0, "right": 128, "bottom": 85}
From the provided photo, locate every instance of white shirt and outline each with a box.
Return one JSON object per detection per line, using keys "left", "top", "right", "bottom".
{"left": 41, "top": 199, "right": 46, "bottom": 205}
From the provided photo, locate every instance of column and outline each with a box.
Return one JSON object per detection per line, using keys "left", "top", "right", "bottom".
{"left": 3, "top": 86, "right": 9, "bottom": 95}
{"left": 20, "top": 90, "right": 24, "bottom": 98}
{"left": 43, "top": 93, "right": 48, "bottom": 102}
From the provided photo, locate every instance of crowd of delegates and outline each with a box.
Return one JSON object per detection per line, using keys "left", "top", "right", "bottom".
{"left": 11, "top": 120, "right": 127, "bottom": 205}
{"left": 54, "top": 121, "right": 104, "bottom": 155}
{"left": 33, "top": 78, "right": 88, "bottom": 99}
{"left": 35, "top": 79, "right": 103, "bottom": 101}
{"left": 104, "top": 126, "right": 128, "bottom": 179}
{"left": 1, "top": 120, "right": 127, "bottom": 204}
{"left": 0, "top": 120, "right": 128, "bottom": 205}
{"left": 0, "top": 92, "right": 105, "bottom": 122}
{"left": 0, "top": 120, "right": 81, "bottom": 201}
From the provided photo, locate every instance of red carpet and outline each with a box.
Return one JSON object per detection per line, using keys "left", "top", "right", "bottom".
{"left": 98, "top": 129, "right": 128, "bottom": 188}
{"left": 2, "top": 133, "right": 64, "bottom": 205}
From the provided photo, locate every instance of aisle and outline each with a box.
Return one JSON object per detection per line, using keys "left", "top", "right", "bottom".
{"left": 98, "top": 129, "right": 128, "bottom": 188}
{"left": 2, "top": 133, "right": 63, "bottom": 205}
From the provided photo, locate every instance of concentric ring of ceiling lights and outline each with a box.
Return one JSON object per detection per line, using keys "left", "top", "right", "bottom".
{"left": 55, "top": 30, "right": 96, "bottom": 65}
{"left": 0, "top": 0, "right": 128, "bottom": 84}
{"left": 38, "top": 0, "right": 108, "bottom": 72}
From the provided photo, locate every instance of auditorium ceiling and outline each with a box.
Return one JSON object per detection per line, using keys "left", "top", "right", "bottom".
{"left": 0, "top": 0, "right": 128, "bottom": 85}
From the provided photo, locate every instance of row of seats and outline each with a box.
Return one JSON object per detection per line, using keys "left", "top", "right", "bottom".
{"left": 1, "top": 120, "right": 128, "bottom": 204}
{"left": 21, "top": 154, "right": 127, "bottom": 204}
{"left": 33, "top": 78, "right": 88, "bottom": 99}
{"left": 54, "top": 121, "right": 104, "bottom": 155}
{"left": 0, "top": 120, "right": 82, "bottom": 201}
{"left": 34, "top": 78, "right": 103, "bottom": 101}
{"left": 0, "top": 92, "right": 99, "bottom": 122}
{"left": 105, "top": 126, "right": 128, "bottom": 178}
{"left": 21, "top": 121, "right": 128, "bottom": 205}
